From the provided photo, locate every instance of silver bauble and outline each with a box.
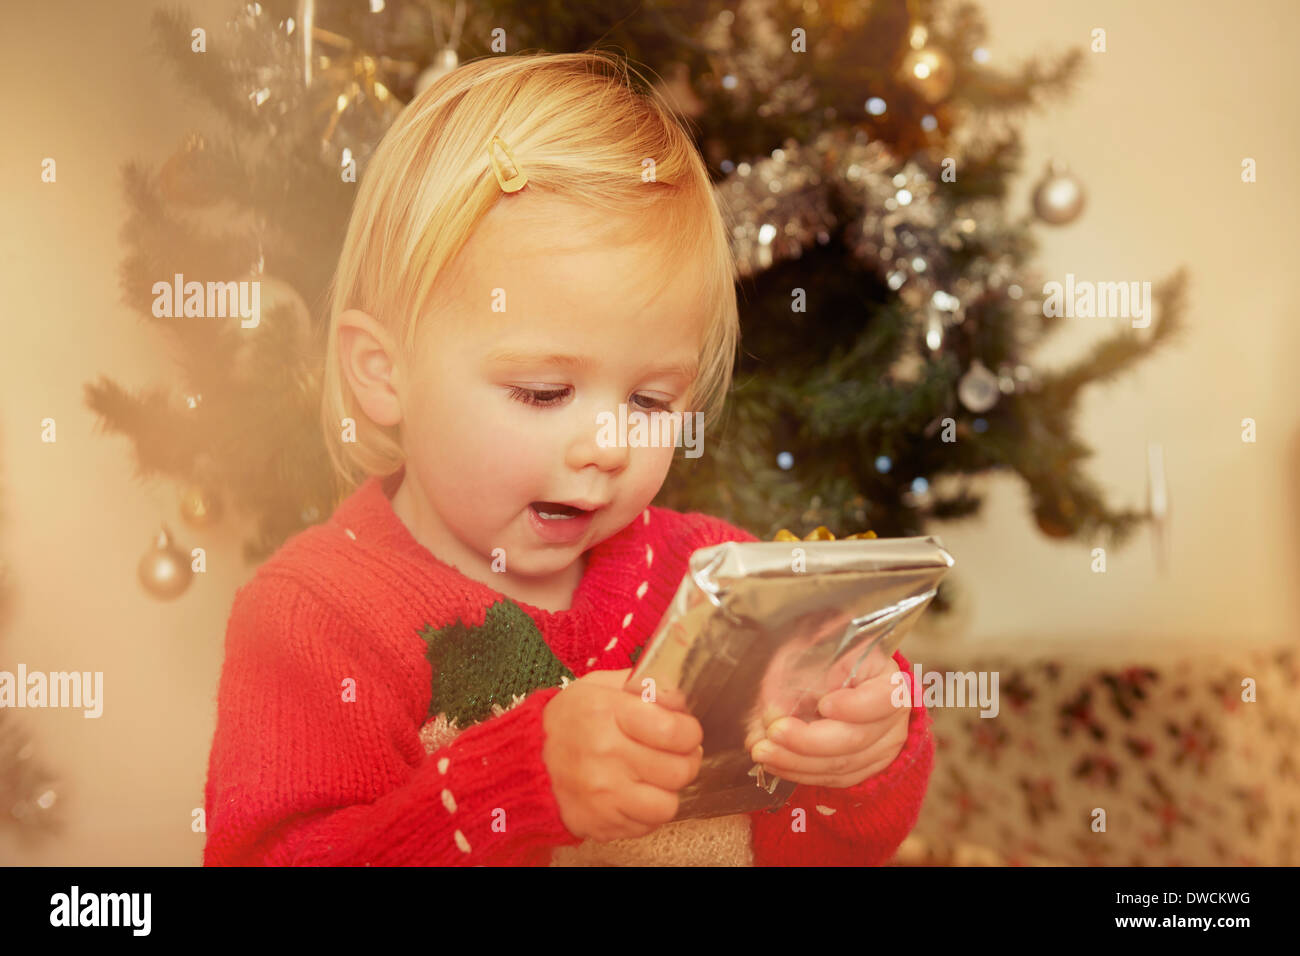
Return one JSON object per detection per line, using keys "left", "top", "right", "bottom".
{"left": 957, "top": 360, "right": 1000, "bottom": 413}
{"left": 1032, "top": 161, "right": 1085, "bottom": 225}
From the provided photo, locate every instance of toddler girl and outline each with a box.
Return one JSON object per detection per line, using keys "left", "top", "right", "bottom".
{"left": 203, "top": 50, "right": 933, "bottom": 866}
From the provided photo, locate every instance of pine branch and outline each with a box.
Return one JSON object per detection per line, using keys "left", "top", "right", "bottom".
{"left": 82, "top": 378, "right": 202, "bottom": 478}
{"left": 118, "top": 162, "right": 257, "bottom": 317}
{"left": 1038, "top": 267, "right": 1190, "bottom": 405}
{"left": 927, "top": 488, "right": 984, "bottom": 520}
{"left": 959, "top": 47, "right": 1088, "bottom": 113}
{"left": 151, "top": 6, "right": 264, "bottom": 133}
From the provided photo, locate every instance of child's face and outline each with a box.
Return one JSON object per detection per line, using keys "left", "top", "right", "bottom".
{"left": 393, "top": 194, "right": 709, "bottom": 589}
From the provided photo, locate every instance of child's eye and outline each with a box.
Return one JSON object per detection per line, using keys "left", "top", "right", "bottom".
{"left": 504, "top": 390, "right": 670, "bottom": 411}
{"left": 631, "top": 394, "right": 673, "bottom": 412}
{"left": 508, "top": 386, "right": 570, "bottom": 407}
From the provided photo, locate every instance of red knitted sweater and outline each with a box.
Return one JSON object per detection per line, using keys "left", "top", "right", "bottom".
{"left": 203, "top": 468, "right": 934, "bottom": 866}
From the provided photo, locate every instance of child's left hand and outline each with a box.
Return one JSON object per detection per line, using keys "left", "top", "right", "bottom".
{"left": 748, "top": 649, "right": 911, "bottom": 789}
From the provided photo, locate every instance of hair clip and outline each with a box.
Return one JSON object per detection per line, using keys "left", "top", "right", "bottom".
{"left": 487, "top": 135, "right": 527, "bottom": 193}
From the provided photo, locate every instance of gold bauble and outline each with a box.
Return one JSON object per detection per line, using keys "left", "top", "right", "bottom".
{"left": 899, "top": 46, "right": 956, "bottom": 103}
{"left": 178, "top": 483, "right": 222, "bottom": 527}
{"left": 1033, "top": 498, "right": 1074, "bottom": 538}
{"left": 138, "top": 526, "right": 192, "bottom": 600}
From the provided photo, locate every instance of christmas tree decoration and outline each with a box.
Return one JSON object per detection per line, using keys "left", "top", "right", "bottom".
{"left": 414, "top": 0, "right": 467, "bottom": 95}
{"left": 226, "top": 1, "right": 312, "bottom": 130}
{"left": 317, "top": 71, "right": 399, "bottom": 172}
{"left": 772, "top": 526, "right": 877, "bottom": 541}
{"left": 137, "top": 526, "right": 192, "bottom": 600}
{"left": 414, "top": 48, "right": 460, "bottom": 95}
{"left": 898, "top": 26, "right": 956, "bottom": 103}
{"left": 1034, "top": 495, "right": 1077, "bottom": 539}
{"left": 1032, "top": 159, "right": 1086, "bottom": 225}
{"left": 925, "top": 309, "right": 945, "bottom": 351}
{"left": 89, "top": 0, "right": 1187, "bottom": 564}
{"left": 305, "top": 23, "right": 410, "bottom": 171}
{"left": 296, "top": 0, "right": 315, "bottom": 85}
{"left": 1146, "top": 441, "right": 1170, "bottom": 573}
{"left": 903, "top": 475, "right": 934, "bottom": 510}
{"left": 0, "top": 712, "right": 61, "bottom": 838}
{"left": 178, "top": 483, "right": 222, "bottom": 528}
{"left": 889, "top": 348, "right": 927, "bottom": 384}
{"left": 228, "top": 0, "right": 415, "bottom": 173}
{"left": 157, "top": 132, "right": 218, "bottom": 206}
{"left": 957, "top": 360, "right": 1001, "bottom": 413}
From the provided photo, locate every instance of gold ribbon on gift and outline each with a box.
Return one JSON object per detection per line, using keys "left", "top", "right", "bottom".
{"left": 772, "top": 526, "right": 877, "bottom": 542}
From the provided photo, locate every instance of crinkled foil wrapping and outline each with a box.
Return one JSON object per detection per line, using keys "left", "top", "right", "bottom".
{"left": 626, "top": 536, "right": 955, "bottom": 821}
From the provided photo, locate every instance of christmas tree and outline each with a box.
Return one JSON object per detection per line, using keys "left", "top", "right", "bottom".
{"left": 0, "top": 446, "right": 61, "bottom": 842}
{"left": 85, "top": 0, "right": 1184, "bottom": 583}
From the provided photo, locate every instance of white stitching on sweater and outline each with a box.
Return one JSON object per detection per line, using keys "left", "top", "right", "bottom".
{"left": 645, "top": 544, "right": 653, "bottom": 567}
{"left": 344, "top": 528, "right": 357, "bottom": 540}
{"left": 586, "top": 656, "right": 597, "bottom": 667}
{"left": 643, "top": 510, "right": 650, "bottom": 525}
{"left": 604, "top": 636, "right": 619, "bottom": 651}
{"left": 636, "top": 581, "right": 648, "bottom": 599}
{"left": 437, "top": 757, "right": 449, "bottom": 774}
{"left": 815, "top": 804, "right": 837, "bottom": 815}
{"left": 622, "top": 612, "right": 633, "bottom": 629}
{"left": 454, "top": 829, "right": 471, "bottom": 853}
{"left": 441, "top": 788, "right": 457, "bottom": 814}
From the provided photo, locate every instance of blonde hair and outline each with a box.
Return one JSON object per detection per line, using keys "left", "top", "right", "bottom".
{"left": 320, "top": 49, "right": 740, "bottom": 499}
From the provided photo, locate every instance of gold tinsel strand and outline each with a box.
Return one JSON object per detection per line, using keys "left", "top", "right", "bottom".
{"left": 772, "top": 526, "right": 877, "bottom": 542}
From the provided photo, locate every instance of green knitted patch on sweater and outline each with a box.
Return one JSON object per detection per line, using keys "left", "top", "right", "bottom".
{"left": 418, "top": 598, "right": 576, "bottom": 727}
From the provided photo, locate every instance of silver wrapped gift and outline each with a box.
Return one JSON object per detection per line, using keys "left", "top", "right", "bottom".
{"left": 626, "top": 535, "right": 955, "bottom": 821}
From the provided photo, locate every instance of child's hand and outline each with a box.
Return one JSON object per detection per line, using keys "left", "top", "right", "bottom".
{"left": 542, "top": 668, "right": 703, "bottom": 843}
{"left": 747, "top": 649, "right": 910, "bottom": 789}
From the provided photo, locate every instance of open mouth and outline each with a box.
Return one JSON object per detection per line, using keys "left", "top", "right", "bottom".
{"left": 529, "top": 501, "right": 589, "bottom": 520}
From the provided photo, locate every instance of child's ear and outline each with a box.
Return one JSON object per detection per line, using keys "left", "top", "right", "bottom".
{"left": 337, "top": 309, "right": 404, "bottom": 428}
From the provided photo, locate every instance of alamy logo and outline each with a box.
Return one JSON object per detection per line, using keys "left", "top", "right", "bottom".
{"left": 0, "top": 665, "right": 102, "bottom": 718}
{"left": 50, "top": 886, "right": 150, "bottom": 936}
{"left": 1042, "top": 273, "right": 1152, "bottom": 328}
{"left": 891, "top": 664, "right": 999, "bottom": 718}
{"left": 151, "top": 273, "right": 261, "bottom": 327}
{"left": 595, "top": 404, "right": 704, "bottom": 459}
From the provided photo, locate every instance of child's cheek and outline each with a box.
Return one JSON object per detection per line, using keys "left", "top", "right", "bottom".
{"left": 479, "top": 405, "right": 561, "bottom": 489}
{"left": 624, "top": 444, "right": 676, "bottom": 501}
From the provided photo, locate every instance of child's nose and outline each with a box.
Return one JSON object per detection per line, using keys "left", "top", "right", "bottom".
{"left": 566, "top": 414, "right": 630, "bottom": 473}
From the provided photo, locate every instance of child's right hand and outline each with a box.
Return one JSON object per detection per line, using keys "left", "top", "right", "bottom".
{"left": 541, "top": 668, "right": 703, "bottom": 843}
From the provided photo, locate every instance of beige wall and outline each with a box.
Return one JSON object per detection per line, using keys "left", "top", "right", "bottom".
{"left": 922, "top": 0, "right": 1300, "bottom": 648}
{"left": 1, "top": 0, "right": 251, "bottom": 865}
{"left": 0, "top": 0, "right": 1295, "bottom": 865}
